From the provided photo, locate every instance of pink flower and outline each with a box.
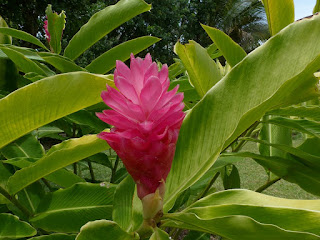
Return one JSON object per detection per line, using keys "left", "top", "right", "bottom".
{"left": 44, "top": 20, "right": 50, "bottom": 43}
{"left": 97, "top": 54, "right": 185, "bottom": 199}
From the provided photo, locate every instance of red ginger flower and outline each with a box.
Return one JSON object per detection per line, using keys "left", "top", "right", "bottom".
{"left": 97, "top": 54, "right": 185, "bottom": 199}
{"left": 44, "top": 20, "right": 50, "bottom": 43}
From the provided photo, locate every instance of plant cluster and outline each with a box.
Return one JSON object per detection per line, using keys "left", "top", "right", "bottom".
{"left": 0, "top": 0, "right": 320, "bottom": 239}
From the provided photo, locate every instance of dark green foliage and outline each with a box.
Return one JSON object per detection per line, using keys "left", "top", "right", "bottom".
{"left": 0, "top": 0, "right": 268, "bottom": 66}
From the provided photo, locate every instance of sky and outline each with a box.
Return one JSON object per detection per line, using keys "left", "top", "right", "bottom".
{"left": 294, "top": 0, "right": 316, "bottom": 20}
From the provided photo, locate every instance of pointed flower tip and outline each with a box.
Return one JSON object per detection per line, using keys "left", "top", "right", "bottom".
{"left": 98, "top": 53, "right": 185, "bottom": 199}
{"left": 44, "top": 19, "right": 51, "bottom": 43}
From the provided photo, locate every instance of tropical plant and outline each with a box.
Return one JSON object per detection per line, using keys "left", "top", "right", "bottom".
{"left": 1, "top": 0, "right": 320, "bottom": 240}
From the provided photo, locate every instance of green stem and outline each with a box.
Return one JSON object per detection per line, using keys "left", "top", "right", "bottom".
{"left": 197, "top": 172, "right": 220, "bottom": 200}
{"left": 0, "top": 186, "right": 32, "bottom": 218}
{"left": 136, "top": 219, "right": 154, "bottom": 239}
{"left": 73, "top": 162, "right": 78, "bottom": 175}
{"left": 41, "top": 178, "right": 53, "bottom": 191}
{"left": 87, "top": 161, "right": 95, "bottom": 182}
{"left": 110, "top": 155, "right": 119, "bottom": 183}
{"left": 232, "top": 121, "right": 260, "bottom": 152}
{"left": 255, "top": 177, "right": 281, "bottom": 193}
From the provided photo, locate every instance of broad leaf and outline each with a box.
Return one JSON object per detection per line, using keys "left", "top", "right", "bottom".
{"left": 174, "top": 41, "right": 221, "bottom": 97}
{"left": 1, "top": 134, "right": 44, "bottom": 159}
{"left": 264, "top": 117, "right": 320, "bottom": 138}
{"left": 0, "top": 16, "right": 11, "bottom": 44}
{"left": 112, "top": 176, "right": 136, "bottom": 231}
{"left": 267, "top": 106, "right": 320, "bottom": 121}
{"left": 76, "top": 220, "right": 134, "bottom": 240}
{"left": 169, "top": 76, "right": 200, "bottom": 108}
{"left": 66, "top": 109, "right": 108, "bottom": 133}
{"left": 150, "top": 228, "right": 170, "bottom": 240}
{"left": 221, "top": 165, "right": 240, "bottom": 190}
{"left": 31, "top": 183, "right": 116, "bottom": 233}
{"left": 0, "top": 72, "right": 115, "bottom": 149}
{"left": 32, "top": 126, "right": 64, "bottom": 139}
{"left": 0, "top": 161, "right": 12, "bottom": 189}
{"left": 38, "top": 52, "right": 85, "bottom": 73}
{"left": 184, "top": 231, "right": 210, "bottom": 240}
{"left": 86, "top": 36, "right": 160, "bottom": 74}
{"left": 262, "top": 0, "right": 294, "bottom": 36}
{"left": 4, "top": 157, "right": 85, "bottom": 188}
{"left": 164, "top": 189, "right": 320, "bottom": 239}
{"left": 0, "top": 45, "right": 44, "bottom": 61}
{"left": 29, "top": 234, "right": 75, "bottom": 240}
{"left": 64, "top": 0, "right": 151, "bottom": 60}
{"left": 244, "top": 137, "right": 320, "bottom": 170}
{"left": 168, "top": 59, "right": 185, "bottom": 80}
{"left": 0, "top": 27, "right": 48, "bottom": 50}
{"left": 7, "top": 135, "right": 109, "bottom": 194}
{"left": 223, "top": 151, "right": 320, "bottom": 196}
{"left": 0, "top": 213, "right": 36, "bottom": 239}
{"left": 202, "top": 25, "right": 246, "bottom": 67}
{"left": 0, "top": 46, "right": 48, "bottom": 76}
{"left": 164, "top": 15, "right": 320, "bottom": 211}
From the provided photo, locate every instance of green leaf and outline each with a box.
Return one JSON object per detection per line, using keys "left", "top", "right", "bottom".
{"left": 64, "top": 0, "right": 151, "bottom": 60}
{"left": 1, "top": 134, "right": 45, "bottom": 159}
{"left": 170, "top": 215, "right": 320, "bottom": 240}
{"left": 0, "top": 56, "right": 19, "bottom": 92}
{"left": 0, "top": 213, "right": 37, "bottom": 239}
{"left": 264, "top": 117, "right": 320, "bottom": 138}
{"left": 298, "top": 137, "right": 320, "bottom": 157}
{"left": 221, "top": 165, "right": 240, "bottom": 190}
{"left": 164, "top": 14, "right": 320, "bottom": 211}
{"left": 38, "top": 52, "right": 85, "bottom": 73}
{"left": 88, "top": 153, "right": 112, "bottom": 169}
{"left": 0, "top": 27, "right": 48, "bottom": 50}
{"left": 32, "top": 126, "right": 64, "bottom": 139}
{"left": 201, "top": 25, "right": 247, "bottom": 67}
{"left": 113, "top": 176, "right": 143, "bottom": 232}
{"left": 244, "top": 137, "right": 320, "bottom": 170}
{"left": 46, "top": 5, "right": 66, "bottom": 54}
{"left": 169, "top": 76, "right": 200, "bottom": 107}
{"left": 66, "top": 109, "right": 108, "bottom": 133}
{"left": 7, "top": 134, "right": 109, "bottom": 195}
{"left": 206, "top": 43, "right": 222, "bottom": 60}
{"left": 75, "top": 220, "right": 134, "bottom": 240}
{"left": 262, "top": 0, "right": 295, "bottom": 36}
{"left": 184, "top": 231, "right": 210, "bottom": 240}
{"left": 168, "top": 59, "right": 185, "bottom": 80}
{"left": 174, "top": 41, "right": 222, "bottom": 97}
{"left": 86, "top": 36, "right": 160, "bottom": 74}
{"left": 0, "top": 72, "right": 115, "bottom": 149}
{"left": 0, "top": 162, "right": 12, "bottom": 189}
{"left": 260, "top": 115, "right": 292, "bottom": 180}
{"left": 314, "top": 0, "right": 320, "bottom": 14}
{"left": 150, "top": 228, "right": 170, "bottom": 240}
{"left": 0, "top": 17, "right": 11, "bottom": 44}
{"left": 31, "top": 183, "right": 116, "bottom": 233}
{"left": 164, "top": 189, "right": 320, "bottom": 239}
{"left": 14, "top": 182, "right": 45, "bottom": 215}
{"left": 267, "top": 106, "right": 320, "bottom": 121}
{"left": 112, "top": 176, "right": 135, "bottom": 231}
{"left": 4, "top": 157, "right": 85, "bottom": 188}
{"left": 0, "top": 46, "right": 48, "bottom": 76}
{"left": 29, "top": 234, "right": 75, "bottom": 240}
{"left": 0, "top": 45, "right": 44, "bottom": 61}
{"left": 223, "top": 151, "right": 320, "bottom": 196}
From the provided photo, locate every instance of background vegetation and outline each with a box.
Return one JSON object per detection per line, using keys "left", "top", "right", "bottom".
{"left": 0, "top": 0, "right": 269, "bottom": 65}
